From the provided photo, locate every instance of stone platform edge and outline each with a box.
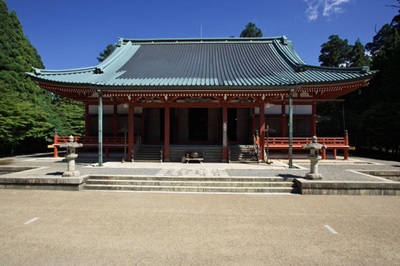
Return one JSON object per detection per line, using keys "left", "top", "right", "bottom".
{"left": 1, "top": 175, "right": 400, "bottom": 195}
{"left": 0, "top": 175, "right": 89, "bottom": 191}
{"left": 294, "top": 179, "right": 400, "bottom": 196}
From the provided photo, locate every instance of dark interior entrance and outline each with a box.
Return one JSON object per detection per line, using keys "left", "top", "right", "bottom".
{"left": 189, "top": 108, "right": 208, "bottom": 141}
{"left": 228, "top": 108, "right": 237, "bottom": 141}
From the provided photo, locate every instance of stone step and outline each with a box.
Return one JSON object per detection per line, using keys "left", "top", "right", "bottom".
{"left": 87, "top": 175, "right": 295, "bottom": 182}
{"left": 82, "top": 175, "right": 299, "bottom": 194}
{"left": 229, "top": 145, "right": 257, "bottom": 162}
{"left": 134, "top": 145, "right": 162, "bottom": 162}
{"left": 85, "top": 179, "right": 295, "bottom": 188}
{"left": 83, "top": 184, "right": 298, "bottom": 193}
{"left": 169, "top": 145, "right": 222, "bottom": 162}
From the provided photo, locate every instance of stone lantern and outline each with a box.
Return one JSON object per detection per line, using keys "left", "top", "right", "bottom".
{"left": 302, "top": 136, "right": 326, "bottom": 180}
{"left": 60, "top": 135, "right": 83, "bottom": 177}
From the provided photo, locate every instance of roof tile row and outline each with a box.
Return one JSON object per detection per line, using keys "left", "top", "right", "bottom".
{"left": 28, "top": 37, "right": 376, "bottom": 89}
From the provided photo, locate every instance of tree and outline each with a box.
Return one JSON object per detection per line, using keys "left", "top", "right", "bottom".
{"left": 317, "top": 36, "right": 372, "bottom": 140}
{"left": 0, "top": 0, "right": 84, "bottom": 155}
{"left": 97, "top": 44, "right": 116, "bottom": 62}
{"left": 365, "top": 24, "right": 396, "bottom": 58}
{"left": 240, "top": 22, "right": 263, "bottom": 37}
{"left": 345, "top": 2, "right": 400, "bottom": 160}
{"left": 318, "top": 35, "right": 352, "bottom": 67}
{"left": 349, "top": 39, "right": 371, "bottom": 67}
{"left": 0, "top": 1, "right": 44, "bottom": 72}
{"left": 0, "top": 80, "right": 52, "bottom": 154}
{"left": 359, "top": 102, "right": 400, "bottom": 157}
{"left": 49, "top": 99, "right": 85, "bottom": 137}
{"left": 387, "top": 0, "right": 400, "bottom": 29}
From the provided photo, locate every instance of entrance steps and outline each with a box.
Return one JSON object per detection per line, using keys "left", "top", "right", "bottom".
{"left": 83, "top": 176, "right": 299, "bottom": 194}
{"left": 169, "top": 145, "right": 222, "bottom": 162}
{"left": 134, "top": 145, "right": 163, "bottom": 162}
{"left": 229, "top": 145, "right": 257, "bottom": 162}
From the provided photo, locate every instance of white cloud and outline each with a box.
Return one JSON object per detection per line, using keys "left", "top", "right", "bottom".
{"left": 304, "top": 0, "right": 352, "bottom": 21}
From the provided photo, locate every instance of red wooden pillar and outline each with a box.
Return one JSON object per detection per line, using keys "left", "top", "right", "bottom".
{"left": 311, "top": 102, "right": 317, "bottom": 136}
{"left": 53, "top": 135, "right": 59, "bottom": 157}
{"left": 222, "top": 103, "right": 228, "bottom": 162}
{"left": 259, "top": 102, "right": 265, "bottom": 162}
{"left": 164, "top": 103, "right": 170, "bottom": 162}
{"left": 128, "top": 101, "right": 135, "bottom": 161}
{"left": 321, "top": 149, "right": 326, "bottom": 160}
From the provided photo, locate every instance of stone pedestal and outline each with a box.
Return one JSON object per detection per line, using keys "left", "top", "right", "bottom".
{"left": 303, "top": 136, "right": 326, "bottom": 180}
{"left": 60, "top": 136, "right": 82, "bottom": 177}
{"left": 305, "top": 154, "right": 322, "bottom": 180}
{"left": 63, "top": 153, "right": 80, "bottom": 177}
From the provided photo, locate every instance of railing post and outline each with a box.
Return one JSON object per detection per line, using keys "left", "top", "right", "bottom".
{"left": 128, "top": 102, "right": 135, "bottom": 162}
{"left": 98, "top": 89, "right": 103, "bottom": 167}
{"left": 288, "top": 89, "right": 294, "bottom": 168}
{"left": 344, "top": 130, "right": 349, "bottom": 160}
{"left": 53, "top": 135, "right": 59, "bottom": 158}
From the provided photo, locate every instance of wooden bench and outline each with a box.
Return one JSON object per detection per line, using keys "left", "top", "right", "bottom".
{"left": 181, "top": 151, "right": 204, "bottom": 163}
{"left": 265, "top": 137, "right": 350, "bottom": 160}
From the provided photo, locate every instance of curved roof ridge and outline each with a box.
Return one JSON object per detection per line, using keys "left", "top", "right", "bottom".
{"left": 27, "top": 36, "right": 377, "bottom": 88}
{"left": 97, "top": 41, "right": 137, "bottom": 71}
{"left": 29, "top": 65, "right": 96, "bottom": 76}
{"left": 272, "top": 39, "right": 305, "bottom": 67}
{"left": 119, "top": 36, "right": 286, "bottom": 44}
{"left": 301, "top": 64, "right": 375, "bottom": 73}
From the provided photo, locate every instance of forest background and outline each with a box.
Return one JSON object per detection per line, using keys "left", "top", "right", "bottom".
{"left": 0, "top": 0, "right": 399, "bottom": 160}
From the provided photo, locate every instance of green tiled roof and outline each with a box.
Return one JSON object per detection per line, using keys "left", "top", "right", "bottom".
{"left": 28, "top": 37, "right": 376, "bottom": 89}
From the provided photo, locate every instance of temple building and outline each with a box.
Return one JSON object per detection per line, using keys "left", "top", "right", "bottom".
{"left": 28, "top": 37, "right": 376, "bottom": 163}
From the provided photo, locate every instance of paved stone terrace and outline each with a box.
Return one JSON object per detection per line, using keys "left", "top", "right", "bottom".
{"left": 2, "top": 152, "right": 399, "bottom": 183}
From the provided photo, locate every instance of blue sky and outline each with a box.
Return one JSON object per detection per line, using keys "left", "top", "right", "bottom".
{"left": 6, "top": 0, "right": 397, "bottom": 69}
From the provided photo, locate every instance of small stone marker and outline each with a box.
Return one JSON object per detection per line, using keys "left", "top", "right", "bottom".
{"left": 302, "top": 136, "right": 326, "bottom": 180}
{"left": 59, "top": 135, "right": 83, "bottom": 177}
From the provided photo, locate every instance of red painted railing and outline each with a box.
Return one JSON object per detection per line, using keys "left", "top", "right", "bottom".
{"left": 265, "top": 135, "right": 350, "bottom": 159}
{"left": 52, "top": 135, "right": 126, "bottom": 157}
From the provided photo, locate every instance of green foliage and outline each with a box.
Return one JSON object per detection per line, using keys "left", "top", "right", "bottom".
{"left": 97, "top": 44, "right": 116, "bottom": 62}
{"left": 50, "top": 99, "right": 85, "bottom": 136}
{"left": 319, "top": 35, "right": 352, "bottom": 67}
{"left": 365, "top": 24, "right": 395, "bottom": 58}
{"left": 317, "top": 35, "right": 368, "bottom": 138}
{"left": 0, "top": 2, "right": 43, "bottom": 72}
{"left": 358, "top": 29, "right": 400, "bottom": 158}
{"left": 0, "top": 80, "right": 53, "bottom": 153}
{"left": 0, "top": 0, "right": 84, "bottom": 155}
{"left": 240, "top": 22, "right": 263, "bottom": 37}
{"left": 359, "top": 103, "right": 400, "bottom": 156}
{"left": 349, "top": 39, "right": 371, "bottom": 67}
{"left": 316, "top": 102, "right": 344, "bottom": 137}
{"left": 316, "top": 3, "right": 400, "bottom": 159}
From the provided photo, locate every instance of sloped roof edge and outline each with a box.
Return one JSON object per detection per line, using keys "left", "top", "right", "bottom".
{"left": 27, "top": 36, "right": 377, "bottom": 88}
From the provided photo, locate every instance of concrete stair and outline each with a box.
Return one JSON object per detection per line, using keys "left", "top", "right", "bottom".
{"left": 83, "top": 176, "right": 299, "bottom": 194}
{"left": 229, "top": 145, "right": 258, "bottom": 162}
{"left": 169, "top": 145, "right": 222, "bottom": 162}
{"left": 134, "top": 145, "right": 163, "bottom": 162}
